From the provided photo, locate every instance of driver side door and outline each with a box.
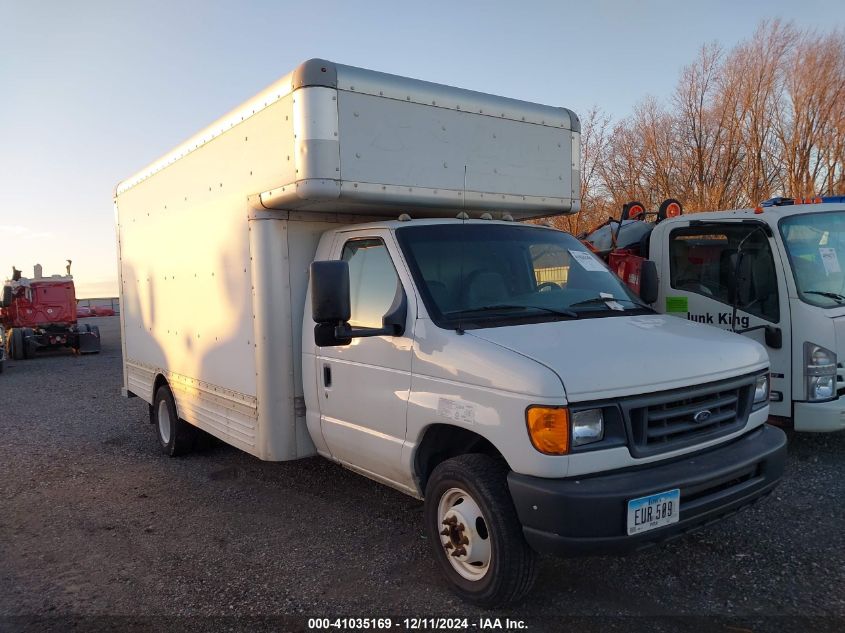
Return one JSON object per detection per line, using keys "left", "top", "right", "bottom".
{"left": 315, "top": 232, "right": 415, "bottom": 486}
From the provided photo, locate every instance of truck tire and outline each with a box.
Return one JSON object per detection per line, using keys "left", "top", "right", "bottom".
{"left": 90, "top": 325, "right": 101, "bottom": 353}
{"left": 424, "top": 454, "right": 538, "bottom": 607}
{"left": 152, "top": 384, "right": 196, "bottom": 457}
{"left": 21, "top": 328, "right": 34, "bottom": 359}
{"left": 10, "top": 329, "right": 23, "bottom": 361}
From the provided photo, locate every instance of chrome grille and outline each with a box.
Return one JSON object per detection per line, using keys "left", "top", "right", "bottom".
{"left": 623, "top": 376, "right": 755, "bottom": 457}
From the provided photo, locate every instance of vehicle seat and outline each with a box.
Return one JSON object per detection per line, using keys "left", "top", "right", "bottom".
{"left": 464, "top": 271, "right": 508, "bottom": 307}
{"left": 750, "top": 251, "right": 778, "bottom": 319}
{"left": 670, "top": 240, "right": 694, "bottom": 283}
{"left": 719, "top": 249, "right": 738, "bottom": 302}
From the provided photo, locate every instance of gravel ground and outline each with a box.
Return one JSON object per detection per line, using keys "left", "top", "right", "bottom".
{"left": 1, "top": 316, "right": 844, "bottom": 632}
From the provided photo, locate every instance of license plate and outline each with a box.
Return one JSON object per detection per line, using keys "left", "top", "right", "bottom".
{"left": 627, "top": 489, "right": 680, "bottom": 535}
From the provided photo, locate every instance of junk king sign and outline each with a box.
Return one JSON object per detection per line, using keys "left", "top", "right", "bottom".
{"left": 687, "top": 311, "right": 751, "bottom": 329}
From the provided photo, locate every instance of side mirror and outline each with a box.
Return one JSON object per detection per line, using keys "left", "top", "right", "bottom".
{"left": 639, "top": 260, "right": 659, "bottom": 304}
{"left": 310, "top": 260, "right": 407, "bottom": 347}
{"left": 0, "top": 285, "right": 10, "bottom": 308}
{"left": 311, "top": 261, "right": 351, "bottom": 324}
{"left": 311, "top": 261, "right": 352, "bottom": 347}
{"left": 765, "top": 325, "right": 783, "bottom": 349}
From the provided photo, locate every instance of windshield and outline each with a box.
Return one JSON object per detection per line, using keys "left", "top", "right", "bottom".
{"left": 395, "top": 223, "right": 649, "bottom": 330}
{"left": 780, "top": 210, "right": 845, "bottom": 308}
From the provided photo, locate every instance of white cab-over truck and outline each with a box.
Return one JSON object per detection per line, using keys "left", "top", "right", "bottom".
{"left": 591, "top": 197, "right": 845, "bottom": 432}
{"left": 115, "top": 59, "right": 787, "bottom": 606}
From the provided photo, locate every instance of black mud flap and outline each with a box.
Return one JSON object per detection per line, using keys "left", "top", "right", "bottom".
{"left": 77, "top": 327, "right": 101, "bottom": 354}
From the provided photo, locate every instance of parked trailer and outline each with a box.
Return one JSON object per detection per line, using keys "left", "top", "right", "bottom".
{"left": 115, "top": 59, "right": 786, "bottom": 606}
{"left": 1, "top": 265, "right": 100, "bottom": 359}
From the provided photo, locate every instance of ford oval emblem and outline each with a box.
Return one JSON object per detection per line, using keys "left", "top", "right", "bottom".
{"left": 693, "top": 409, "right": 712, "bottom": 424}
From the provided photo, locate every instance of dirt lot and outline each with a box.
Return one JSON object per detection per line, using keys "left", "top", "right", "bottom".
{"left": 1, "top": 316, "right": 844, "bottom": 632}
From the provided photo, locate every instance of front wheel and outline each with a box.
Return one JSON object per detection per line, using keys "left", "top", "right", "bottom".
{"left": 424, "top": 454, "right": 538, "bottom": 607}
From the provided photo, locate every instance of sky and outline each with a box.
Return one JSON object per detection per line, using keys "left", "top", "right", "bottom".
{"left": 1, "top": 0, "right": 842, "bottom": 297}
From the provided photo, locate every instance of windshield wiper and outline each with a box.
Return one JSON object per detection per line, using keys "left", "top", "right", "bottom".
{"left": 804, "top": 290, "right": 845, "bottom": 303}
{"left": 445, "top": 304, "right": 578, "bottom": 318}
{"left": 568, "top": 296, "right": 640, "bottom": 308}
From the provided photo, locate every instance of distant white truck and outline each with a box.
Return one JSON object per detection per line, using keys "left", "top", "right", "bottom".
{"left": 115, "top": 59, "right": 786, "bottom": 606}
{"left": 586, "top": 196, "right": 845, "bottom": 433}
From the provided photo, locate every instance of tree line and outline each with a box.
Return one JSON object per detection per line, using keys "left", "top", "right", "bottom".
{"left": 557, "top": 20, "right": 845, "bottom": 235}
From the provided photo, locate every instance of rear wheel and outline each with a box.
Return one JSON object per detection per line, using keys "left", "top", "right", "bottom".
{"left": 10, "top": 329, "right": 23, "bottom": 361}
{"left": 22, "top": 328, "right": 35, "bottom": 359}
{"left": 90, "top": 325, "right": 101, "bottom": 354}
{"left": 152, "top": 384, "right": 196, "bottom": 457}
{"left": 424, "top": 454, "right": 538, "bottom": 607}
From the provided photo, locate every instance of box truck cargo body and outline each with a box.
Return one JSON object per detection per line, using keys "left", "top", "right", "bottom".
{"left": 115, "top": 59, "right": 786, "bottom": 606}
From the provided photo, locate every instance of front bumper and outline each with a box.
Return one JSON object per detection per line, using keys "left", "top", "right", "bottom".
{"left": 508, "top": 424, "right": 787, "bottom": 556}
{"left": 793, "top": 399, "right": 845, "bottom": 432}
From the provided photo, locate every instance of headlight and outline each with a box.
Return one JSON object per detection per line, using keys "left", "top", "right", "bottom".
{"left": 804, "top": 342, "right": 837, "bottom": 402}
{"left": 753, "top": 374, "right": 770, "bottom": 405}
{"left": 572, "top": 408, "right": 604, "bottom": 447}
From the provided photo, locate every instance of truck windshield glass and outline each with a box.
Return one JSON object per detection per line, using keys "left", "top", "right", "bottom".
{"left": 396, "top": 223, "right": 648, "bottom": 329}
{"left": 780, "top": 211, "right": 845, "bottom": 308}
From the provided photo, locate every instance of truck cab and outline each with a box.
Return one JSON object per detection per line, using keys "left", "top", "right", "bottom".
{"left": 646, "top": 198, "right": 845, "bottom": 432}
{"left": 307, "top": 215, "right": 785, "bottom": 602}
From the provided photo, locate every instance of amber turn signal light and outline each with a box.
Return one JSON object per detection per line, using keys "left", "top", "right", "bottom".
{"left": 526, "top": 406, "right": 570, "bottom": 455}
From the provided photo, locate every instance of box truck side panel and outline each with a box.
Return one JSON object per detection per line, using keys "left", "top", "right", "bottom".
{"left": 116, "top": 95, "right": 298, "bottom": 456}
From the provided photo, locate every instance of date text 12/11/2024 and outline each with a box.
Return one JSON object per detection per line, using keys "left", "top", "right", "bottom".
{"left": 307, "top": 617, "right": 528, "bottom": 630}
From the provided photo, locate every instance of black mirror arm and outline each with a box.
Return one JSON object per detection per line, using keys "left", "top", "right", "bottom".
{"left": 334, "top": 324, "right": 391, "bottom": 339}
{"left": 335, "top": 286, "right": 408, "bottom": 340}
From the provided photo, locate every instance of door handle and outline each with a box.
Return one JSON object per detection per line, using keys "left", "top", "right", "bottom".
{"left": 323, "top": 364, "right": 332, "bottom": 388}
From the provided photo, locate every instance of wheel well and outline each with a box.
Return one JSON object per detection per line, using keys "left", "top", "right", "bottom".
{"left": 414, "top": 424, "right": 506, "bottom": 493}
{"left": 149, "top": 374, "right": 170, "bottom": 424}
{"left": 153, "top": 373, "right": 169, "bottom": 398}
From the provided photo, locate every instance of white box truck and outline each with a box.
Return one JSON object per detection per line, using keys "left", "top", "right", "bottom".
{"left": 115, "top": 59, "right": 787, "bottom": 606}
{"left": 585, "top": 196, "right": 845, "bottom": 433}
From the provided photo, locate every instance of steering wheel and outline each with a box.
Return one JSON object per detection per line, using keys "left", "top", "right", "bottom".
{"left": 537, "top": 282, "right": 562, "bottom": 292}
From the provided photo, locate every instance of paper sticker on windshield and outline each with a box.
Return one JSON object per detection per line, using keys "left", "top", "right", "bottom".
{"left": 820, "top": 247, "right": 841, "bottom": 275}
{"left": 569, "top": 250, "right": 609, "bottom": 272}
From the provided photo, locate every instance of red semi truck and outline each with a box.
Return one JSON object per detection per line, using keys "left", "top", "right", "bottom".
{"left": 1, "top": 265, "right": 100, "bottom": 359}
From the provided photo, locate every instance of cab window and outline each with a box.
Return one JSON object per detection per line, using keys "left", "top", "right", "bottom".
{"left": 341, "top": 238, "right": 400, "bottom": 329}
{"left": 669, "top": 226, "right": 780, "bottom": 323}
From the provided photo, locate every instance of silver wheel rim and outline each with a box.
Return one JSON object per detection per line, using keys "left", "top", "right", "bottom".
{"left": 437, "top": 487, "right": 491, "bottom": 581}
{"left": 158, "top": 400, "right": 171, "bottom": 445}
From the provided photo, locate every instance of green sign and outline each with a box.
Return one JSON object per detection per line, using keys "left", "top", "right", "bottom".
{"left": 665, "top": 296, "right": 688, "bottom": 313}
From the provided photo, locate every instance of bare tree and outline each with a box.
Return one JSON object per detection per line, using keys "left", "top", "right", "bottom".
{"left": 550, "top": 105, "right": 613, "bottom": 234}
{"left": 775, "top": 29, "right": 845, "bottom": 196}
{"left": 730, "top": 20, "right": 797, "bottom": 205}
{"left": 573, "top": 20, "right": 845, "bottom": 239}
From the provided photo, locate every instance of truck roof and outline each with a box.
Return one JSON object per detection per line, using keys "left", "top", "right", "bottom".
{"left": 658, "top": 201, "right": 845, "bottom": 229}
